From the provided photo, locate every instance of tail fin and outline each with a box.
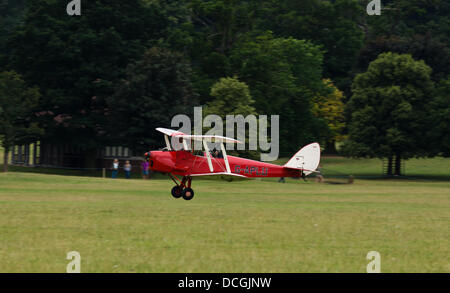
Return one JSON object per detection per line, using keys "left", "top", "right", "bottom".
{"left": 284, "top": 143, "right": 321, "bottom": 176}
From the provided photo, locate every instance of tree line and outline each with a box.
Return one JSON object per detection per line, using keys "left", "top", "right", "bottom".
{"left": 0, "top": 0, "right": 448, "bottom": 175}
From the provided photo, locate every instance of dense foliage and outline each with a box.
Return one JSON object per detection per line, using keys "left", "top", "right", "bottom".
{"left": 343, "top": 53, "right": 435, "bottom": 175}
{"left": 0, "top": 0, "right": 448, "bottom": 168}
{"left": 0, "top": 71, "right": 41, "bottom": 171}
{"left": 108, "top": 47, "right": 195, "bottom": 153}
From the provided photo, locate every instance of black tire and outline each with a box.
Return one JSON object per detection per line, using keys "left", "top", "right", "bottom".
{"left": 182, "top": 188, "right": 194, "bottom": 201}
{"left": 171, "top": 186, "right": 182, "bottom": 198}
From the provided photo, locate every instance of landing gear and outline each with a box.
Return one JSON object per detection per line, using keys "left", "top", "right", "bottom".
{"left": 182, "top": 188, "right": 194, "bottom": 200}
{"left": 168, "top": 174, "right": 195, "bottom": 201}
{"left": 171, "top": 186, "right": 183, "bottom": 198}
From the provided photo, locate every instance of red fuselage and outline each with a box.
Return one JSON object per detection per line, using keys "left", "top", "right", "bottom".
{"left": 147, "top": 150, "right": 301, "bottom": 178}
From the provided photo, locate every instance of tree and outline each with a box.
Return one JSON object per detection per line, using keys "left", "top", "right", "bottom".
{"left": 343, "top": 53, "right": 435, "bottom": 176}
{"left": 367, "top": 0, "right": 450, "bottom": 45}
{"left": 203, "top": 77, "right": 258, "bottom": 158}
{"left": 107, "top": 47, "right": 196, "bottom": 153}
{"left": 257, "top": 0, "right": 365, "bottom": 91}
{"left": 7, "top": 0, "right": 171, "bottom": 166}
{"left": 190, "top": 0, "right": 259, "bottom": 55}
{"left": 0, "top": 0, "right": 26, "bottom": 65}
{"left": 204, "top": 77, "right": 256, "bottom": 116}
{"left": 429, "top": 76, "right": 450, "bottom": 157}
{"left": 188, "top": 0, "right": 260, "bottom": 101}
{"left": 229, "top": 33, "right": 328, "bottom": 154}
{"left": 357, "top": 35, "right": 450, "bottom": 82}
{"left": 0, "top": 71, "right": 41, "bottom": 172}
{"left": 311, "top": 79, "right": 346, "bottom": 153}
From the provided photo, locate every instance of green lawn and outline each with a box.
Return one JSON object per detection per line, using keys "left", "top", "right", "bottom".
{"left": 0, "top": 166, "right": 449, "bottom": 272}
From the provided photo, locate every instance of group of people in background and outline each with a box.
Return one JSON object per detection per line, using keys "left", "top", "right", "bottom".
{"left": 111, "top": 159, "right": 149, "bottom": 179}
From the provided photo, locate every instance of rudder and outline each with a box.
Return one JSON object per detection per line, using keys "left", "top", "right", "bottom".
{"left": 284, "top": 143, "right": 321, "bottom": 176}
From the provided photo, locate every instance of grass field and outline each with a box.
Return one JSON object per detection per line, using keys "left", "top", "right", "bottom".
{"left": 0, "top": 157, "right": 449, "bottom": 273}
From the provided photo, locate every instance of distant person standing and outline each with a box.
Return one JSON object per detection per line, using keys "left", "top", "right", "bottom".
{"left": 112, "top": 159, "right": 119, "bottom": 179}
{"left": 124, "top": 160, "right": 132, "bottom": 179}
{"left": 141, "top": 159, "right": 149, "bottom": 179}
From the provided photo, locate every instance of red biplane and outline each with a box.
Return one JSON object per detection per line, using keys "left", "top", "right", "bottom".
{"left": 144, "top": 128, "right": 321, "bottom": 200}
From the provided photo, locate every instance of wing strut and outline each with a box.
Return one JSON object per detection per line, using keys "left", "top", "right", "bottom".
{"left": 182, "top": 139, "right": 189, "bottom": 151}
{"left": 220, "top": 142, "right": 231, "bottom": 173}
{"left": 202, "top": 140, "right": 214, "bottom": 172}
{"left": 164, "top": 135, "right": 172, "bottom": 150}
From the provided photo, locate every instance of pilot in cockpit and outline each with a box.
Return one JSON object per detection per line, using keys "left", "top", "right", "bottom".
{"left": 211, "top": 148, "right": 223, "bottom": 158}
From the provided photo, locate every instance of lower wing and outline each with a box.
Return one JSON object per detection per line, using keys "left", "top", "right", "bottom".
{"left": 189, "top": 172, "right": 250, "bottom": 182}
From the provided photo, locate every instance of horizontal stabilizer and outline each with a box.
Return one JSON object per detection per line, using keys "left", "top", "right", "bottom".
{"left": 284, "top": 167, "right": 320, "bottom": 174}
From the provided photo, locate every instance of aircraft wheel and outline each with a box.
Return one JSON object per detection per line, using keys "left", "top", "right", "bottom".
{"left": 171, "top": 186, "right": 183, "bottom": 199}
{"left": 182, "top": 188, "right": 194, "bottom": 201}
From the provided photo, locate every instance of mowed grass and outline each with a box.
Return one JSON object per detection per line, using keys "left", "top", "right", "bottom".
{"left": 0, "top": 169, "right": 449, "bottom": 273}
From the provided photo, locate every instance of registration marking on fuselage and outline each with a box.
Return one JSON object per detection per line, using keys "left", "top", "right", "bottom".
{"left": 234, "top": 165, "right": 268, "bottom": 176}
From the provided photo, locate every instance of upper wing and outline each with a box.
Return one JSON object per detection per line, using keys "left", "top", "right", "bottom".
{"left": 176, "top": 134, "right": 242, "bottom": 144}
{"left": 156, "top": 127, "right": 186, "bottom": 137}
{"left": 156, "top": 127, "right": 242, "bottom": 144}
